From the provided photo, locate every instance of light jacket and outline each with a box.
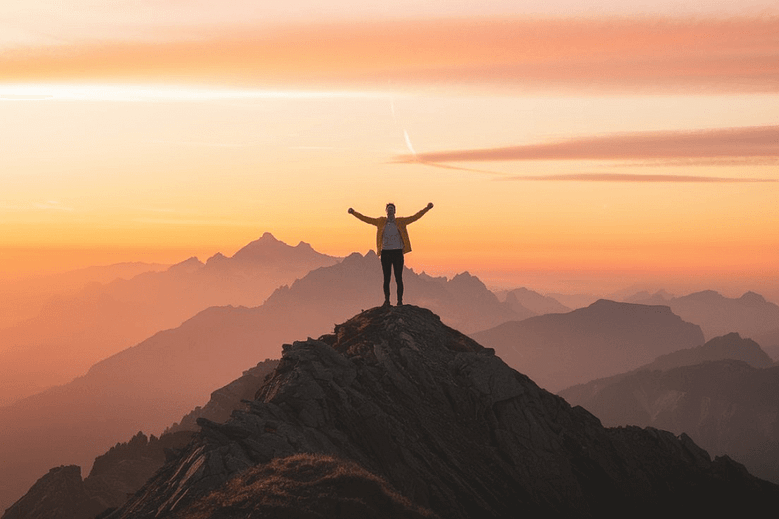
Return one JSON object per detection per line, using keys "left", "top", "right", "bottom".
{"left": 351, "top": 207, "right": 429, "bottom": 254}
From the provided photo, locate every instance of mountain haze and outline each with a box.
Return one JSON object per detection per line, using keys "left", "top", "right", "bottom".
{"left": 0, "top": 233, "right": 338, "bottom": 406}
{"left": 2, "top": 360, "right": 280, "bottom": 519}
{"left": 560, "top": 333, "right": 775, "bottom": 404}
{"left": 629, "top": 290, "right": 779, "bottom": 342}
{"left": 500, "top": 287, "right": 571, "bottom": 316}
{"left": 471, "top": 299, "right": 705, "bottom": 392}
{"left": 560, "top": 356, "right": 779, "bottom": 484}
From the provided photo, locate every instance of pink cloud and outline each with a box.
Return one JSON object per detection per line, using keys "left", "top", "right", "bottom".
{"left": 1, "top": 17, "right": 777, "bottom": 92}
{"left": 396, "top": 125, "right": 779, "bottom": 163}
{"left": 500, "top": 173, "right": 776, "bottom": 183}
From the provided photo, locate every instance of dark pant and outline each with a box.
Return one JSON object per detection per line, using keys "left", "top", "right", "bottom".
{"left": 380, "top": 249, "right": 404, "bottom": 303}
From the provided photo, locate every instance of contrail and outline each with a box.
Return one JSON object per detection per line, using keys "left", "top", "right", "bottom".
{"left": 393, "top": 102, "right": 497, "bottom": 175}
{"left": 403, "top": 129, "right": 417, "bottom": 157}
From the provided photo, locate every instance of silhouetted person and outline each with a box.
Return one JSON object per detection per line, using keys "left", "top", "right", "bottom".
{"left": 348, "top": 202, "right": 434, "bottom": 306}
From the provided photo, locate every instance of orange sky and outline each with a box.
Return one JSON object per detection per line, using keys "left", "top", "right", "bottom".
{"left": 1, "top": 3, "right": 778, "bottom": 298}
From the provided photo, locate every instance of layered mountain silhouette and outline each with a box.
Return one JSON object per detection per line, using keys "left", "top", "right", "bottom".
{"left": 471, "top": 299, "right": 705, "bottom": 392}
{"left": 0, "top": 233, "right": 339, "bottom": 406}
{"left": 100, "top": 306, "right": 778, "bottom": 518}
{"left": 2, "top": 360, "right": 280, "bottom": 519}
{"left": 755, "top": 327, "right": 779, "bottom": 361}
{"left": 497, "top": 287, "right": 571, "bottom": 317}
{"left": 0, "top": 251, "right": 526, "bottom": 511}
{"left": 0, "top": 262, "right": 168, "bottom": 329}
{"left": 2, "top": 432, "right": 194, "bottom": 519}
{"left": 559, "top": 333, "right": 779, "bottom": 484}
{"left": 628, "top": 290, "right": 779, "bottom": 344}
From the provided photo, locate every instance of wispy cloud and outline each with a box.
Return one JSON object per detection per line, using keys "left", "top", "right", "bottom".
{"left": 1, "top": 17, "right": 777, "bottom": 92}
{"left": 394, "top": 125, "right": 779, "bottom": 163}
{"left": 500, "top": 173, "right": 777, "bottom": 183}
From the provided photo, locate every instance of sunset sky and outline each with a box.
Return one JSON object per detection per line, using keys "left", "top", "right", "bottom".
{"left": 1, "top": 1, "right": 778, "bottom": 297}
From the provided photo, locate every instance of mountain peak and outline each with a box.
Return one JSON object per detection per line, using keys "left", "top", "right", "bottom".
{"left": 167, "top": 256, "right": 204, "bottom": 274}
{"left": 108, "top": 305, "right": 779, "bottom": 519}
{"left": 740, "top": 291, "right": 767, "bottom": 305}
{"left": 321, "top": 305, "right": 486, "bottom": 359}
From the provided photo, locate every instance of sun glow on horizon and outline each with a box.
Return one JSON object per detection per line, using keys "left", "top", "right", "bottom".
{"left": 1, "top": 8, "right": 777, "bottom": 299}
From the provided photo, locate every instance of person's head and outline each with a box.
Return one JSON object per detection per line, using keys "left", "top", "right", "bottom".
{"left": 385, "top": 203, "right": 396, "bottom": 217}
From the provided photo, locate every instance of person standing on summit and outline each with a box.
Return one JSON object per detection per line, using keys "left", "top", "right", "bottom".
{"left": 348, "top": 202, "right": 434, "bottom": 306}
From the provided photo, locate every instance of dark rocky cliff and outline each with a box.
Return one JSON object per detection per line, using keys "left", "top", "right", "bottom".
{"left": 107, "top": 305, "right": 778, "bottom": 518}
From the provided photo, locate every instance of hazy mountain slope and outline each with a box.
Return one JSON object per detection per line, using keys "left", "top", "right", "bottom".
{"left": 262, "top": 252, "right": 521, "bottom": 334}
{"left": 630, "top": 290, "right": 779, "bottom": 341}
{"left": 0, "top": 262, "right": 168, "bottom": 329}
{"left": 502, "top": 287, "right": 571, "bottom": 315}
{"left": 471, "top": 299, "right": 704, "bottom": 392}
{"left": 1, "top": 360, "right": 279, "bottom": 519}
{"left": 0, "top": 233, "right": 339, "bottom": 405}
{"left": 0, "top": 252, "right": 524, "bottom": 511}
{"left": 107, "top": 306, "right": 779, "bottom": 519}
{"left": 1, "top": 432, "right": 194, "bottom": 519}
{"left": 559, "top": 332, "right": 774, "bottom": 405}
{"left": 755, "top": 327, "right": 779, "bottom": 361}
{"left": 647, "top": 332, "right": 773, "bottom": 371}
{"left": 560, "top": 360, "right": 779, "bottom": 484}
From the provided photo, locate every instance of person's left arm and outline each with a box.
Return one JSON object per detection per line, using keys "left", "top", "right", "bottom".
{"left": 402, "top": 202, "right": 434, "bottom": 224}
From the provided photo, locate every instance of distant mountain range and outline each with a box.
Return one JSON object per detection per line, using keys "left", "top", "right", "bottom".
{"left": 559, "top": 333, "right": 779, "bottom": 483}
{"left": 498, "top": 287, "right": 571, "bottom": 317}
{"left": 471, "top": 299, "right": 705, "bottom": 392}
{"left": 627, "top": 290, "right": 779, "bottom": 346}
{"left": 0, "top": 250, "right": 527, "bottom": 511}
{"left": 0, "top": 262, "right": 169, "bottom": 329}
{"left": 0, "top": 233, "right": 339, "bottom": 405}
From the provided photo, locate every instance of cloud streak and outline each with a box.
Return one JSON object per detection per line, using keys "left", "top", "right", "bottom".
{"left": 394, "top": 125, "right": 779, "bottom": 163}
{"left": 1, "top": 17, "right": 777, "bottom": 92}
{"left": 500, "top": 173, "right": 776, "bottom": 183}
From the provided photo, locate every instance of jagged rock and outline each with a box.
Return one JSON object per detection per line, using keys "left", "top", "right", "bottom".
{"left": 167, "top": 359, "right": 279, "bottom": 434}
{"left": 107, "top": 306, "right": 779, "bottom": 519}
{"left": 1, "top": 433, "right": 193, "bottom": 519}
{"left": 2, "top": 466, "right": 104, "bottom": 519}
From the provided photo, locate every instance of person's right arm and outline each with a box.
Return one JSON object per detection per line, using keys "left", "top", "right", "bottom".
{"left": 348, "top": 208, "right": 380, "bottom": 225}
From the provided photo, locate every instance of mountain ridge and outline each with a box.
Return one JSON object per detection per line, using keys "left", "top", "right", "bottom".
{"left": 0, "top": 233, "right": 339, "bottom": 406}
{"left": 106, "top": 305, "right": 779, "bottom": 519}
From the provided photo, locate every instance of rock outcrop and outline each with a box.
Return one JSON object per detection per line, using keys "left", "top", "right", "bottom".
{"left": 2, "top": 466, "right": 105, "bottom": 519}
{"left": 106, "top": 306, "right": 778, "bottom": 519}
{"left": 2, "top": 432, "right": 192, "bottom": 519}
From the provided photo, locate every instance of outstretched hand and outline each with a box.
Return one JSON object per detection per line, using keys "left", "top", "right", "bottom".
{"left": 348, "top": 208, "right": 354, "bottom": 214}
{"left": 427, "top": 202, "right": 434, "bottom": 210}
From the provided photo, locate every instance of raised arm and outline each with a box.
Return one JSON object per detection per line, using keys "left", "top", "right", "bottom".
{"left": 402, "top": 202, "right": 434, "bottom": 224}
{"left": 348, "top": 207, "right": 381, "bottom": 226}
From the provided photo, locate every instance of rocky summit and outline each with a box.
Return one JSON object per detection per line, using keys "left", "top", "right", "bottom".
{"left": 107, "top": 305, "right": 778, "bottom": 519}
